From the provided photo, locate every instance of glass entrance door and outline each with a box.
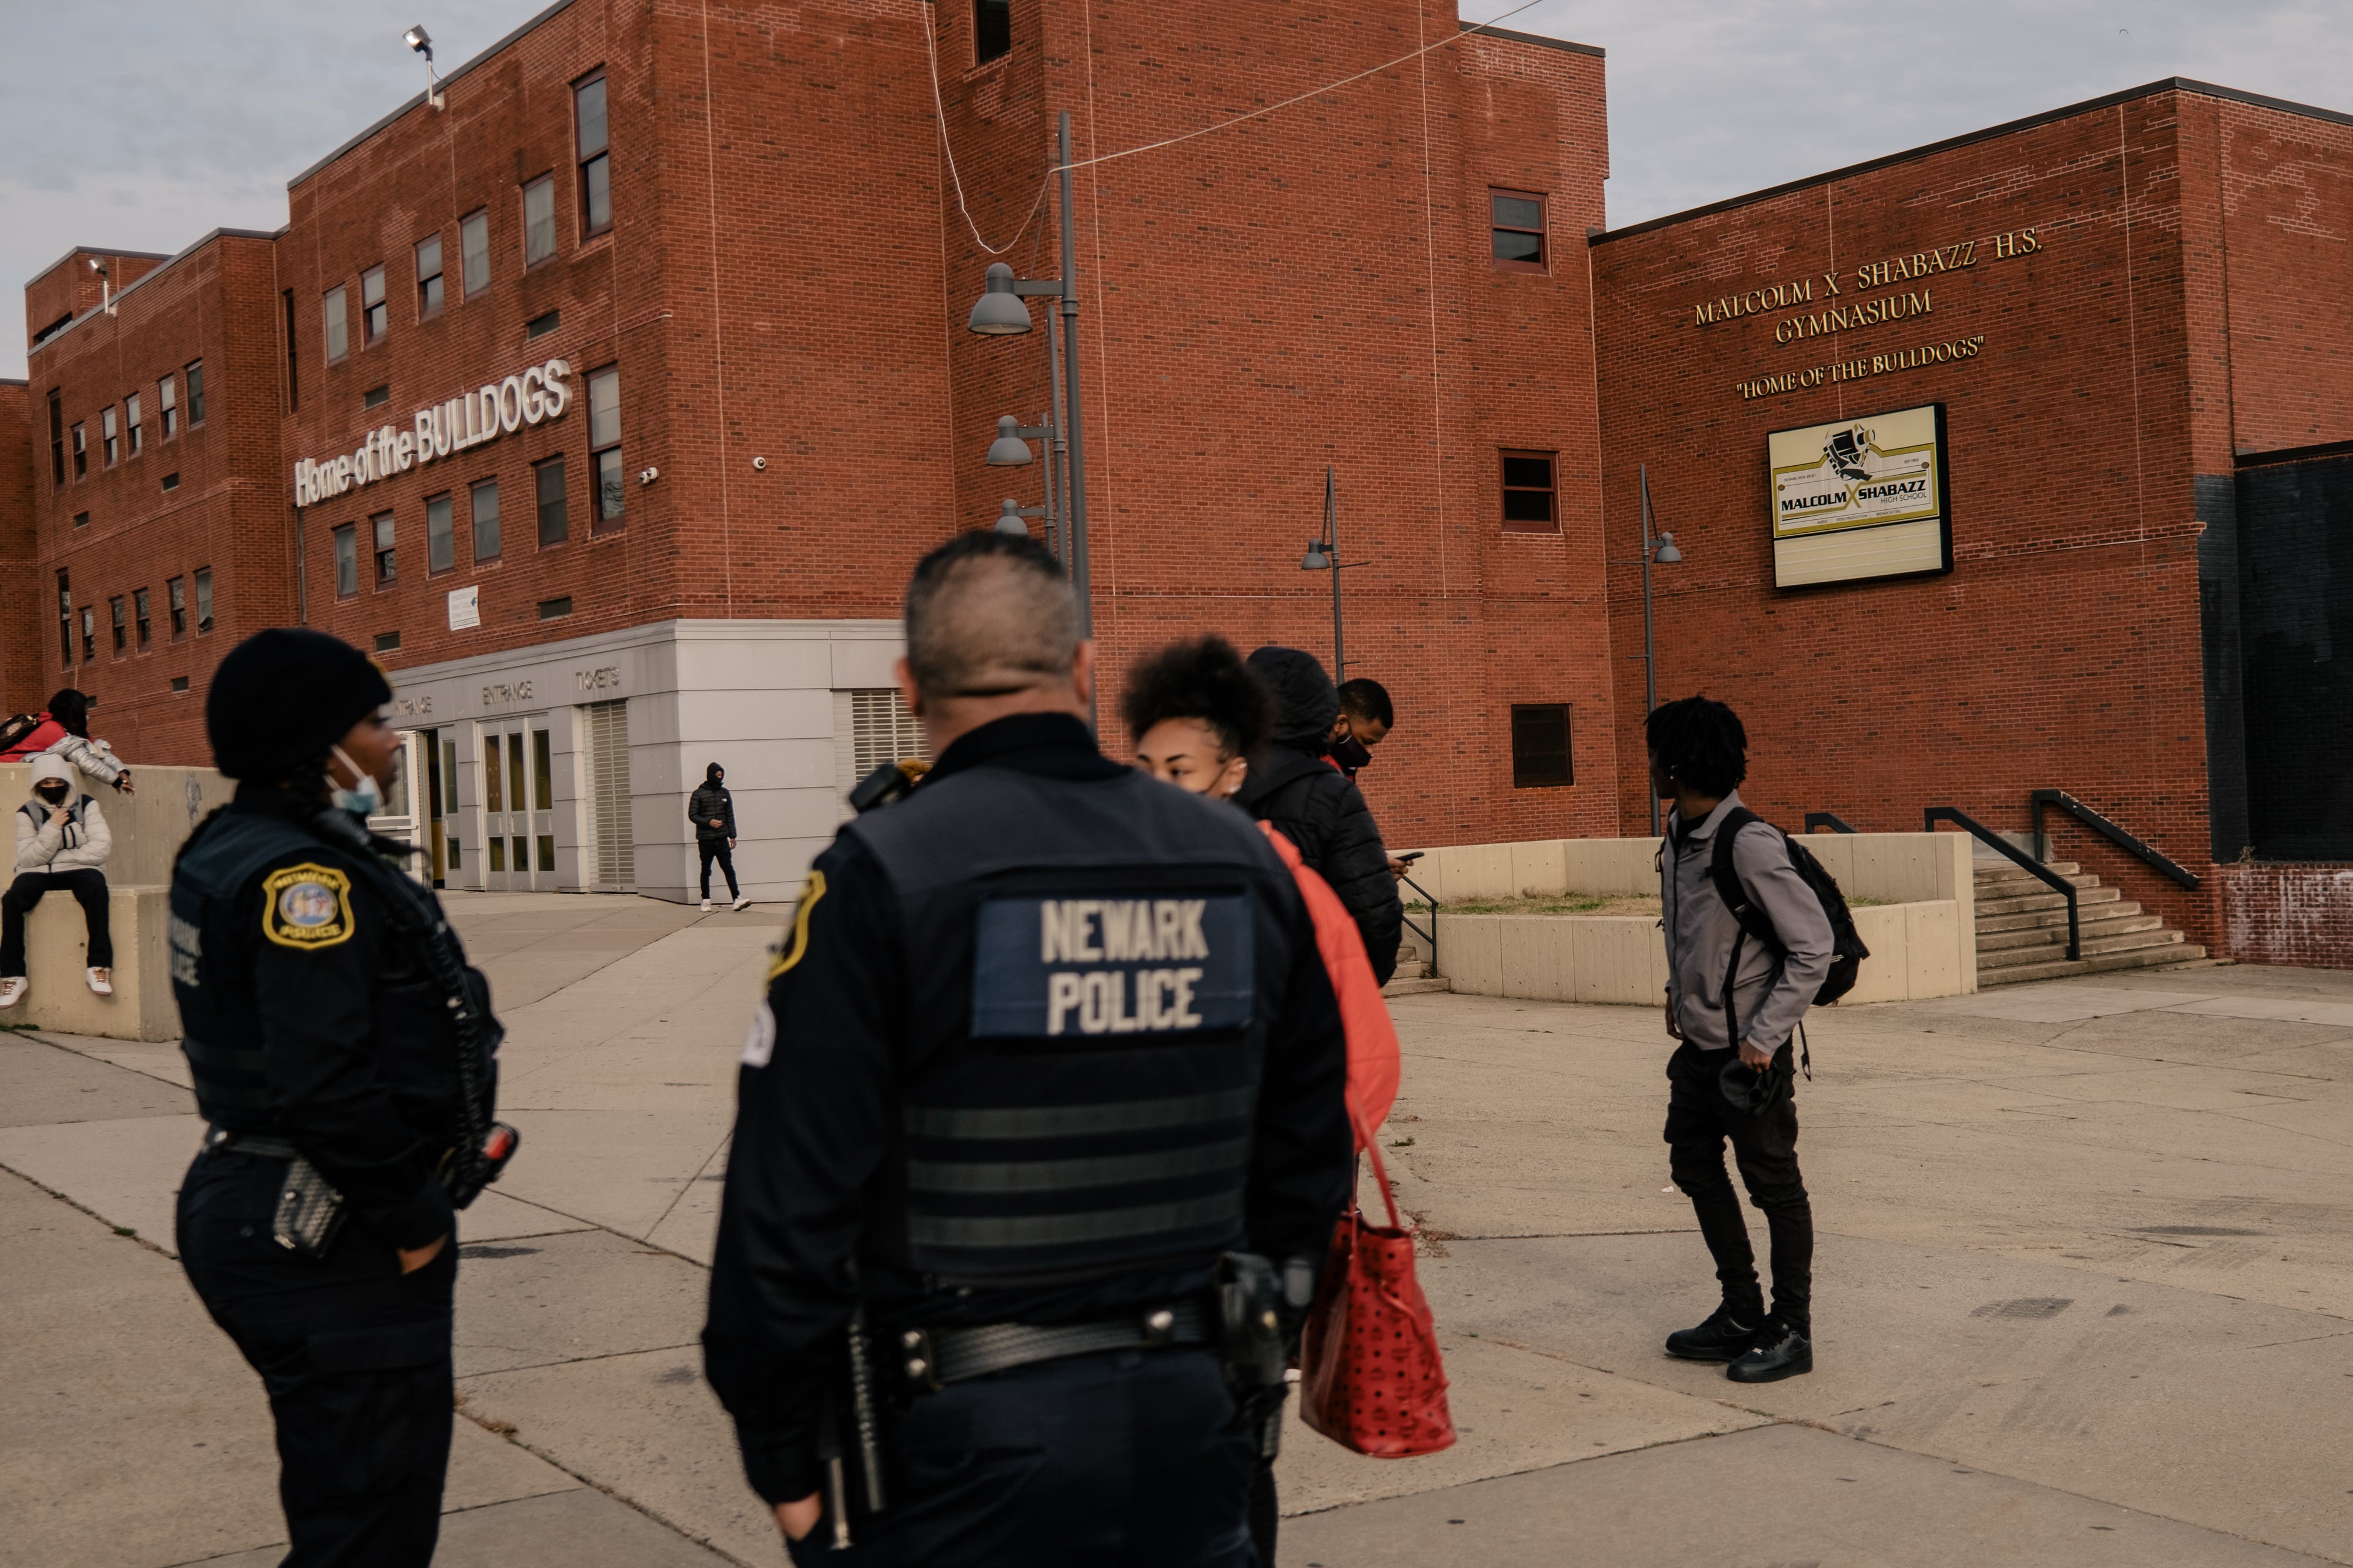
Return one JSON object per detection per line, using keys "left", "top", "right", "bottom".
{"left": 482, "top": 720, "right": 555, "bottom": 890}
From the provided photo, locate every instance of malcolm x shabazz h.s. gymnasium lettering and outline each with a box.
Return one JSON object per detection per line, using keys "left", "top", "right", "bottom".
{"left": 972, "top": 895, "right": 1254, "bottom": 1039}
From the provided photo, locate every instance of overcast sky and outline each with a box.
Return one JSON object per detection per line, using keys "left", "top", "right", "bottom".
{"left": 6, "top": 0, "right": 2349, "bottom": 376}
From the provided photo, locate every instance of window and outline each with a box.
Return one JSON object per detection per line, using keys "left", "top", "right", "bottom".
{"left": 373, "top": 511, "right": 396, "bottom": 585}
{"left": 1500, "top": 449, "right": 1557, "bottom": 532}
{"left": 1509, "top": 703, "right": 1574, "bottom": 788}
{"left": 523, "top": 176, "right": 556, "bottom": 265}
{"left": 536, "top": 457, "right": 569, "bottom": 546}
{"left": 364, "top": 385, "right": 391, "bottom": 411}
{"left": 588, "top": 366, "right": 624, "bottom": 526}
{"left": 1491, "top": 189, "right": 1547, "bottom": 272}
{"left": 283, "top": 291, "right": 299, "bottom": 411}
{"left": 533, "top": 731, "right": 554, "bottom": 814}
{"left": 109, "top": 597, "right": 126, "bottom": 654}
{"left": 472, "top": 479, "right": 501, "bottom": 561}
{"left": 361, "top": 265, "right": 388, "bottom": 343}
{"left": 171, "top": 676, "right": 189, "bottom": 693}
{"left": 72, "top": 422, "right": 86, "bottom": 479}
{"left": 168, "top": 575, "right": 186, "bottom": 638}
{"left": 975, "top": 0, "right": 1011, "bottom": 62}
{"left": 126, "top": 392, "right": 142, "bottom": 455}
{"left": 160, "top": 374, "right": 177, "bottom": 439}
{"left": 324, "top": 285, "right": 349, "bottom": 362}
{"left": 134, "top": 588, "right": 151, "bottom": 649}
{"left": 334, "top": 525, "right": 358, "bottom": 597}
{"left": 48, "top": 393, "right": 64, "bottom": 486}
{"left": 461, "top": 209, "right": 491, "bottom": 295}
{"left": 186, "top": 359, "right": 206, "bottom": 425}
{"left": 194, "top": 568, "right": 214, "bottom": 633}
{"left": 161, "top": 473, "right": 179, "bottom": 492}
{"left": 72, "top": 511, "right": 88, "bottom": 530}
{"left": 56, "top": 572, "right": 71, "bottom": 666}
{"left": 538, "top": 835, "right": 556, "bottom": 872}
{"left": 527, "top": 309, "right": 562, "bottom": 339}
{"left": 538, "top": 596, "right": 574, "bottom": 620}
{"left": 575, "top": 74, "right": 611, "bottom": 235}
{"left": 80, "top": 606, "right": 95, "bottom": 662}
{"left": 416, "top": 235, "right": 444, "bottom": 317}
{"left": 484, "top": 740, "right": 504, "bottom": 812}
{"left": 102, "top": 406, "right": 118, "bottom": 466}
{"left": 426, "top": 493, "right": 455, "bottom": 573}
{"left": 375, "top": 632, "right": 401, "bottom": 653}
{"left": 488, "top": 837, "right": 506, "bottom": 873}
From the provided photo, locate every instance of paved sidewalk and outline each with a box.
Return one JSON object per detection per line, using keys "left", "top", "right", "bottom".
{"left": 5, "top": 895, "right": 2352, "bottom": 1565}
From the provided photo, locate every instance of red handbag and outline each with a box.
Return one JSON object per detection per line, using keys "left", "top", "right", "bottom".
{"left": 1298, "top": 1118, "right": 1456, "bottom": 1456}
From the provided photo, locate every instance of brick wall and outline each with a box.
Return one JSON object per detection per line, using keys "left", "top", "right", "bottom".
{"left": 0, "top": 381, "right": 35, "bottom": 706}
{"left": 2219, "top": 864, "right": 2353, "bottom": 967}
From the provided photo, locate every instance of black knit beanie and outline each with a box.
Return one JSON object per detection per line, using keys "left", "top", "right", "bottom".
{"left": 206, "top": 629, "right": 392, "bottom": 781}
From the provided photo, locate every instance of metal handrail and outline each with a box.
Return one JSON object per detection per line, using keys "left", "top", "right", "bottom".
{"left": 1399, "top": 870, "right": 1439, "bottom": 978}
{"left": 1804, "top": 812, "right": 1859, "bottom": 834}
{"left": 1925, "top": 805, "right": 2079, "bottom": 961}
{"left": 2031, "top": 790, "right": 2199, "bottom": 890}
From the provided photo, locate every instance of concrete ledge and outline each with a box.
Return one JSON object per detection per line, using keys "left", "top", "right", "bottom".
{"left": 4, "top": 885, "right": 178, "bottom": 1042}
{"left": 0, "top": 765, "right": 234, "bottom": 889}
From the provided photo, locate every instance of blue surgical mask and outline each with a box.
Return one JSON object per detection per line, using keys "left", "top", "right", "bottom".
{"left": 329, "top": 745, "right": 386, "bottom": 819}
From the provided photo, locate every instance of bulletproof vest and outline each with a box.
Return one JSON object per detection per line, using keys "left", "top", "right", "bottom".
{"left": 848, "top": 764, "right": 1297, "bottom": 1287}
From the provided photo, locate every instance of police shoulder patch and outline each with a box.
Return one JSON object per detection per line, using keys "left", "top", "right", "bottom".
{"left": 261, "top": 863, "right": 356, "bottom": 949}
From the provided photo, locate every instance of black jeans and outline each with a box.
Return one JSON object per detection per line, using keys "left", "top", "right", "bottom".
{"left": 178, "top": 1151, "right": 458, "bottom": 1567}
{"left": 1664, "top": 1039, "right": 1812, "bottom": 1333}
{"left": 698, "top": 839, "right": 739, "bottom": 899}
{"left": 1, "top": 869, "right": 112, "bottom": 975}
{"left": 786, "top": 1346, "right": 1256, "bottom": 1568}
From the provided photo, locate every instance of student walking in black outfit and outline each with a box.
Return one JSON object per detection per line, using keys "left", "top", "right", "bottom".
{"left": 691, "top": 763, "right": 748, "bottom": 912}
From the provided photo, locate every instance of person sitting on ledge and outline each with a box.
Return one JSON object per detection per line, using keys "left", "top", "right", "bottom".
{"left": 0, "top": 753, "right": 116, "bottom": 1007}
{"left": 1, "top": 689, "right": 136, "bottom": 796}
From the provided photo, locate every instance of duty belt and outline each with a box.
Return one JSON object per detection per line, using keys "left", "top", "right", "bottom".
{"left": 895, "top": 1299, "right": 1210, "bottom": 1392}
{"left": 204, "top": 1125, "right": 300, "bottom": 1159}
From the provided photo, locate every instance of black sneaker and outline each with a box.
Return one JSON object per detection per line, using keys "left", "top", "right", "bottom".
{"left": 1664, "top": 1306, "right": 1761, "bottom": 1363}
{"left": 1726, "top": 1319, "right": 1812, "bottom": 1383}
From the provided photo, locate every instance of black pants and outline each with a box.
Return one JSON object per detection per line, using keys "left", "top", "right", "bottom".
{"left": 698, "top": 839, "right": 739, "bottom": 899}
{"left": 787, "top": 1345, "right": 1256, "bottom": 1568}
{"left": 1, "top": 869, "right": 112, "bottom": 975}
{"left": 178, "top": 1150, "right": 458, "bottom": 1567}
{"left": 1664, "top": 1040, "right": 1812, "bottom": 1332}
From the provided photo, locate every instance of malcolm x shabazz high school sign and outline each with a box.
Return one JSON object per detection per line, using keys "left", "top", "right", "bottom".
{"left": 291, "top": 357, "right": 574, "bottom": 506}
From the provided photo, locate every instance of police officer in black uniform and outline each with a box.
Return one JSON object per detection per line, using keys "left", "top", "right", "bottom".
{"left": 703, "top": 533, "right": 1354, "bottom": 1566}
{"left": 173, "top": 628, "right": 508, "bottom": 1567}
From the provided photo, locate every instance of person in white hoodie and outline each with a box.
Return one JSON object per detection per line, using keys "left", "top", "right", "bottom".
{"left": 0, "top": 753, "right": 115, "bottom": 1005}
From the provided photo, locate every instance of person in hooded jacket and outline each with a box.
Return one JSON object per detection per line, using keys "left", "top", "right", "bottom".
{"left": 1, "top": 689, "right": 135, "bottom": 795}
{"left": 689, "top": 763, "right": 749, "bottom": 912}
{"left": 0, "top": 753, "right": 116, "bottom": 1006}
{"left": 1234, "top": 647, "right": 1402, "bottom": 986}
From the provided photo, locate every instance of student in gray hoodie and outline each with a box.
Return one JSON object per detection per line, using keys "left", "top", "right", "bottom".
{"left": 1651, "top": 696, "right": 1830, "bottom": 1384}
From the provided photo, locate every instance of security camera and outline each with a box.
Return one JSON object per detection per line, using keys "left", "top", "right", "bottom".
{"left": 638, "top": 466, "right": 659, "bottom": 485}
{"left": 752, "top": 456, "right": 767, "bottom": 472}
{"left": 404, "top": 25, "right": 433, "bottom": 58}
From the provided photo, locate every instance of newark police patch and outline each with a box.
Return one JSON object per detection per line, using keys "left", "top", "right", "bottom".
{"left": 261, "top": 864, "right": 355, "bottom": 949}
{"left": 972, "top": 893, "right": 1252, "bottom": 1040}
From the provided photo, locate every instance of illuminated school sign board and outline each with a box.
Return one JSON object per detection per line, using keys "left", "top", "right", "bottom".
{"left": 1767, "top": 403, "right": 1951, "bottom": 588}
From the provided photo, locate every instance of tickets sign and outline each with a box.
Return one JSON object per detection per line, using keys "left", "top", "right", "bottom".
{"left": 1765, "top": 403, "right": 1951, "bottom": 588}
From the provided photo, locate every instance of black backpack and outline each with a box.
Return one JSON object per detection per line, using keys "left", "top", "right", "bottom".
{"left": 0, "top": 713, "right": 42, "bottom": 756}
{"left": 1705, "top": 807, "right": 1872, "bottom": 1067}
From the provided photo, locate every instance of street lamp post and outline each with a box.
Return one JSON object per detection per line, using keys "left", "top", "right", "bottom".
{"left": 1635, "top": 462, "right": 1683, "bottom": 835}
{"left": 1298, "top": 466, "right": 1365, "bottom": 682}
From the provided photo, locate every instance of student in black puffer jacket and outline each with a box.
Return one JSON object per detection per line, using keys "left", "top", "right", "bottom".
{"left": 688, "top": 762, "right": 747, "bottom": 911}
{"left": 1235, "top": 646, "right": 1401, "bottom": 985}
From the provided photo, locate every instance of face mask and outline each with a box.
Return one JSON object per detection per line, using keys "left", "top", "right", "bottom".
{"left": 34, "top": 785, "right": 69, "bottom": 807}
{"left": 1330, "top": 732, "right": 1374, "bottom": 772}
{"left": 328, "top": 745, "right": 385, "bottom": 819}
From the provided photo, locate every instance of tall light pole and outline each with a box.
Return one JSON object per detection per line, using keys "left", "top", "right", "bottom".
{"left": 1634, "top": 462, "right": 1682, "bottom": 835}
{"left": 1298, "top": 466, "right": 1365, "bottom": 682}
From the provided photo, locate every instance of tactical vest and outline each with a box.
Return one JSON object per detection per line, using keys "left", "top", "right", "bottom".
{"left": 848, "top": 764, "right": 1301, "bottom": 1287}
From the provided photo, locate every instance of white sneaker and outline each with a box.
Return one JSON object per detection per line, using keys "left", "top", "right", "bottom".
{"left": 700, "top": 898, "right": 712, "bottom": 912}
{"left": 732, "top": 894, "right": 751, "bottom": 912}
{"left": 0, "top": 977, "right": 24, "bottom": 1009}
{"left": 86, "top": 968, "right": 113, "bottom": 996}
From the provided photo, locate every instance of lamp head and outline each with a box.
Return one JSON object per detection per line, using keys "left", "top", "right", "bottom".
{"left": 404, "top": 25, "right": 434, "bottom": 59}
{"left": 1301, "top": 542, "right": 1330, "bottom": 571}
{"left": 87, "top": 258, "right": 106, "bottom": 278}
{"left": 994, "top": 498, "right": 1032, "bottom": 535}
{"left": 966, "top": 262, "right": 1033, "bottom": 336}
{"left": 985, "top": 414, "right": 1034, "bottom": 466}
{"left": 1653, "top": 532, "right": 1682, "bottom": 564}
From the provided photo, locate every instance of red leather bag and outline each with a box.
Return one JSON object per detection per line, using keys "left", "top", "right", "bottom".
{"left": 1298, "top": 1119, "right": 1455, "bottom": 1456}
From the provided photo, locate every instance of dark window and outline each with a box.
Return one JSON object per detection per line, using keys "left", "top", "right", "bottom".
{"left": 283, "top": 291, "right": 299, "bottom": 410}
{"left": 194, "top": 568, "right": 214, "bottom": 633}
{"left": 134, "top": 588, "right": 151, "bottom": 649}
{"left": 168, "top": 575, "right": 186, "bottom": 638}
{"left": 72, "top": 422, "right": 86, "bottom": 479}
{"left": 324, "top": 285, "right": 349, "bottom": 362}
{"left": 538, "top": 834, "right": 555, "bottom": 872}
{"left": 426, "top": 492, "right": 455, "bottom": 573}
{"left": 523, "top": 176, "right": 556, "bottom": 265}
{"left": 575, "top": 74, "right": 611, "bottom": 235}
{"left": 186, "top": 359, "right": 205, "bottom": 424}
{"left": 488, "top": 837, "right": 506, "bottom": 873}
{"left": 416, "top": 234, "right": 444, "bottom": 317}
{"left": 1510, "top": 703, "right": 1574, "bottom": 788}
{"left": 373, "top": 511, "right": 396, "bottom": 584}
{"left": 461, "top": 210, "right": 491, "bottom": 295}
{"left": 48, "top": 393, "right": 64, "bottom": 486}
{"left": 1491, "top": 189, "right": 1547, "bottom": 272}
{"left": 361, "top": 266, "right": 388, "bottom": 343}
{"left": 80, "top": 606, "right": 95, "bottom": 662}
{"left": 975, "top": 0, "right": 1011, "bottom": 62}
{"left": 109, "top": 596, "right": 126, "bottom": 653}
{"left": 102, "top": 406, "right": 118, "bottom": 466}
{"left": 56, "top": 571, "right": 72, "bottom": 666}
{"left": 364, "top": 384, "right": 391, "bottom": 410}
{"left": 472, "top": 479, "right": 501, "bottom": 561}
{"left": 534, "top": 731, "right": 553, "bottom": 810}
{"left": 161, "top": 473, "right": 179, "bottom": 492}
{"left": 1500, "top": 450, "right": 1557, "bottom": 532}
{"left": 170, "top": 675, "right": 189, "bottom": 693}
{"left": 375, "top": 632, "right": 402, "bottom": 653}
{"left": 72, "top": 511, "right": 88, "bottom": 529}
{"left": 527, "top": 309, "right": 562, "bottom": 340}
{"left": 159, "top": 373, "right": 178, "bottom": 439}
{"left": 536, "top": 457, "right": 569, "bottom": 546}
{"left": 588, "top": 366, "right": 623, "bottom": 527}
{"left": 334, "top": 525, "right": 358, "bottom": 597}
{"left": 126, "top": 393, "right": 142, "bottom": 456}
{"left": 538, "top": 596, "right": 573, "bottom": 620}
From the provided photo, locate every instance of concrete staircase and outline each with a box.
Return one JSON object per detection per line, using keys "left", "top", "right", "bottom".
{"left": 1975, "top": 860, "right": 2205, "bottom": 986}
{"left": 1387, "top": 929, "right": 1451, "bottom": 996}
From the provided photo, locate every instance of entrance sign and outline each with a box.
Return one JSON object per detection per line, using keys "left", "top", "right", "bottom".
{"left": 1767, "top": 403, "right": 1951, "bottom": 588}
